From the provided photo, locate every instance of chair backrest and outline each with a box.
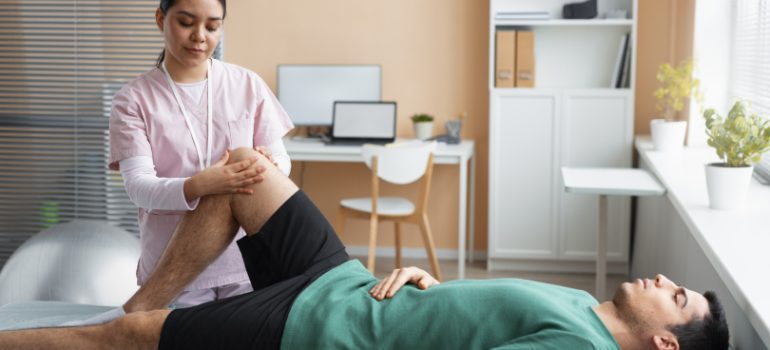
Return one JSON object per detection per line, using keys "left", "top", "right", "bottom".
{"left": 362, "top": 141, "right": 436, "bottom": 184}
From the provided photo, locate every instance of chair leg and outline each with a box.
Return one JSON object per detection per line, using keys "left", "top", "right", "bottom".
{"left": 335, "top": 207, "right": 346, "bottom": 237}
{"left": 367, "top": 213, "right": 378, "bottom": 273}
{"left": 394, "top": 222, "right": 402, "bottom": 269}
{"left": 418, "top": 213, "right": 442, "bottom": 281}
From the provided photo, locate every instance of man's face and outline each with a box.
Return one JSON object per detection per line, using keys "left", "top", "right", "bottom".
{"left": 612, "top": 274, "right": 710, "bottom": 334}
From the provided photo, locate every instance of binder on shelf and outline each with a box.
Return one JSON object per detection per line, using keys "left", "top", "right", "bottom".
{"left": 515, "top": 30, "right": 535, "bottom": 87}
{"left": 619, "top": 41, "right": 632, "bottom": 88}
{"left": 495, "top": 30, "right": 516, "bottom": 88}
{"left": 610, "top": 33, "right": 629, "bottom": 88}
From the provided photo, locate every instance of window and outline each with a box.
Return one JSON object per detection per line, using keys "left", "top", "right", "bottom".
{"left": 0, "top": 0, "right": 163, "bottom": 267}
{"left": 732, "top": 0, "right": 770, "bottom": 180}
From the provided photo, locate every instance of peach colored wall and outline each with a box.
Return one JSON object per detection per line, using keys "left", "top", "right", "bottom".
{"left": 225, "top": 0, "right": 489, "bottom": 250}
{"left": 635, "top": 0, "right": 695, "bottom": 135}
{"left": 225, "top": 0, "right": 693, "bottom": 252}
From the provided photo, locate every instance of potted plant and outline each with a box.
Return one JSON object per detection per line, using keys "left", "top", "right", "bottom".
{"left": 411, "top": 113, "right": 434, "bottom": 140}
{"left": 703, "top": 101, "right": 770, "bottom": 209}
{"left": 651, "top": 59, "right": 702, "bottom": 151}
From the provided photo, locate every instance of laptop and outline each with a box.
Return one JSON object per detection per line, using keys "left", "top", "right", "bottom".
{"left": 328, "top": 101, "right": 397, "bottom": 145}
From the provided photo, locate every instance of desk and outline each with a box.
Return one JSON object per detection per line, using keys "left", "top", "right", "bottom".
{"left": 285, "top": 139, "right": 476, "bottom": 279}
{"left": 561, "top": 167, "right": 665, "bottom": 299}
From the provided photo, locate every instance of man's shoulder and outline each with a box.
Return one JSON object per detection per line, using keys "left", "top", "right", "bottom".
{"left": 492, "top": 329, "right": 619, "bottom": 350}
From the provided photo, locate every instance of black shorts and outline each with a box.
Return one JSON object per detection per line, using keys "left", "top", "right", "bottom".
{"left": 158, "top": 190, "right": 349, "bottom": 350}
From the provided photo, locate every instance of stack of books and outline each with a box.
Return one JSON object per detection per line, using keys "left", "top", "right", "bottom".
{"left": 610, "top": 33, "right": 632, "bottom": 88}
{"left": 494, "top": 11, "right": 550, "bottom": 21}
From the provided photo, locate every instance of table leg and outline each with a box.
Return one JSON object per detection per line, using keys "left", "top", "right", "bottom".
{"left": 468, "top": 152, "right": 476, "bottom": 263}
{"left": 457, "top": 157, "right": 468, "bottom": 280}
{"left": 596, "top": 195, "right": 608, "bottom": 300}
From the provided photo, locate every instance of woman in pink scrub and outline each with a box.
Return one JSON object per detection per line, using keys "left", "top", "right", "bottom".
{"left": 108, "top": 0, "right": 294, "bottom": 308}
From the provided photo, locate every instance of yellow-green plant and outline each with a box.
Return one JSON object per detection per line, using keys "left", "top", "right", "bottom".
{"left": 411, "top": 113, "right": 433, "bottom": 123}
{"left": 704, "top": 101, "right": 770, "bottom": 167}
{"left": 654, "top": 59, "right": 703, "bottom": 120}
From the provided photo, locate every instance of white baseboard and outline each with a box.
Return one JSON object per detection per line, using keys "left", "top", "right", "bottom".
{"left": 345, "top": 245, "right": 488, "bottom": 261}
{"left": 488, "top": 258, "right": 629, "bottom": 275}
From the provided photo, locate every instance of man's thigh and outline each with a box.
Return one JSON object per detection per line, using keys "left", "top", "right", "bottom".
{"left": 158, "top": 275, "right": 310, "bottom": 350}
{"left": 236, "top": 190, "right": 349, "bottom": 290}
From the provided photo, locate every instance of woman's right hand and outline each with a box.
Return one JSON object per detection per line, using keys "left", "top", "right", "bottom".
{"left": 183, "top": 150, "right": 267, "bottom": 201}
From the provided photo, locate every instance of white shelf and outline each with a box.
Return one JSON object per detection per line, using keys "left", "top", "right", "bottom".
{"left": 493, "top": 19, "right": 633, "bottom": 27}
{"left": 490, "top": 87, "right": 633, "bottom": 93}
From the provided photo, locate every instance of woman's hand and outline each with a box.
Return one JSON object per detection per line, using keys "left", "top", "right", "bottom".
{"left": 369, "top": 266, "right": 440, "bottom": 301}
{"left": 255, "top": 145, "right": 277, "bottom": 167}
{"left": 183, "top": 150, "right": 267, "bottom": 201}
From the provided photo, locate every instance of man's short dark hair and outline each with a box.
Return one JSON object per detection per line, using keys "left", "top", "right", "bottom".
{"left": 668, "top": 291, "right": 729, "bottom": 350}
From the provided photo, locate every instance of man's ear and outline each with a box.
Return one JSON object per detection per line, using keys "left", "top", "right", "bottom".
{"left": 653, "top": 334, "right": 679, "bottom": 350}
{"left": 155, "top": 8, "right": 165, "bottom": 32}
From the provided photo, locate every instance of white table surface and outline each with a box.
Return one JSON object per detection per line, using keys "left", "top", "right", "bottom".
{"left": 284, "top": 138, "right": 476, "bottom": 279}
{"left": 561, "top": 166, "right": 666, "bottom": 300}
{"left": 636, "top": 137, "right": 770, "bottom": 346}
{"left": 562, "top": 167, "right": 666, "bottom": 197}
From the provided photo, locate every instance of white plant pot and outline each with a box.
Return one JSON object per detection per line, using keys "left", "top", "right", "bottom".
{"left": 705, "top": 163, "right": 754, "bottom": 210}
{"left": 414, "top": 122, "right": 433, "bottom": 140}
{"left": 650, "top": 119, "right": 687, "bottom": 151}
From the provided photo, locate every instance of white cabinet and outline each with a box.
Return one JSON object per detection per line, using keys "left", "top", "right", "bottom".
{"left": 489, "top": 90, "right": 560, "bottom": 259}
{"left": 487, "top": 0, "right": 637, "bottom": 273}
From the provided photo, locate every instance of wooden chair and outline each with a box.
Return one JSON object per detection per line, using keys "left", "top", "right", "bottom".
{"left": 336, "top": 142, "right": 442, "bottom": 281}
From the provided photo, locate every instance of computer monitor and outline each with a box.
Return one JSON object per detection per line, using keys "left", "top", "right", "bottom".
{"left": 277, "top": 65, "right": 381, "bottom": 126}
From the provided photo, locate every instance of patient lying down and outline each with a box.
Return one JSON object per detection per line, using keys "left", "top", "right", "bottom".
{"left": 0, "top": 148, "right": 730, "bottom": 350}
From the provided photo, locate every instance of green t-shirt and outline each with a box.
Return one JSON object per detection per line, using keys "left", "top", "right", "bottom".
{"left": 282, "top": 260, "right": 619, "bottom": 350}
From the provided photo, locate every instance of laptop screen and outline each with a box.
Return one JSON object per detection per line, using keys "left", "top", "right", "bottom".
{"left": 332, "top": 101, "right": 396, "bottom": 140}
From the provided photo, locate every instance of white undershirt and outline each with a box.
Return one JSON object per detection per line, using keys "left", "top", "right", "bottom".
{"left": 119, "top": 139, "right": 292, "bottom": 211}
{"left": 176, "top": 79, "right": 207, "bottom": 104}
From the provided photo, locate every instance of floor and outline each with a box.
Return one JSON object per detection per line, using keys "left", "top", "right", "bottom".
{"left": 353, "top": 256, "right": 629, "bottom": 301}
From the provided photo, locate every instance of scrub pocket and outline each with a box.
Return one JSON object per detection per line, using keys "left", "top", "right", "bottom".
{"left": 228, "top": 116, "right": 254, "bottom": 149}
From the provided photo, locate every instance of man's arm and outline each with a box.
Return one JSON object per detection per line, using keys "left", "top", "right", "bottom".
{"left": 368, "top": 266, "right": 440, "bottom": 301}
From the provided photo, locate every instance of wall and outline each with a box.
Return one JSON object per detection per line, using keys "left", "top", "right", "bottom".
{"left": 225, "top": 0, "right": 489, "bottom": 252}
{"left": 224, "top": 0, "right": 693, "bottom": 254}
{"left": 635, "top": 0, "right": 695, "bottom": 135}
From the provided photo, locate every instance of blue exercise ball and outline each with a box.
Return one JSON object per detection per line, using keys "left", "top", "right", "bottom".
{"left": 0, "top": 220, "right": 140, "bottom": 307}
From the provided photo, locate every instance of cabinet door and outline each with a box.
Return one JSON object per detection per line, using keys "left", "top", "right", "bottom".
{"left": 559, "top": 91, "right": 633, "bottom": 262}
{"left": 489, "top": 90, "right": 559, "bottom": 259}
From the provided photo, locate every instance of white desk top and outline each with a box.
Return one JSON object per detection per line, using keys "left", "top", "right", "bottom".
{"left": 284, "top": 138, "right": 475, "bottom": 164}
{"left": 562, "top": 167, "right": 666, "bottom": 197}
{"left": 635, "top": 136, "right": 770, "bottom": 346}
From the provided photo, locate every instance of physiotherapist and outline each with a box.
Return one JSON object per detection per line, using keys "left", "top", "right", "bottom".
{"left": 108, "top": 0, "right": 294, "bottom": 308}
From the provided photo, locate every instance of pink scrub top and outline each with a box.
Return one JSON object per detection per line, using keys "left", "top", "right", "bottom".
{"left": 108, "top": 59, "right": 294, "bottom": 290}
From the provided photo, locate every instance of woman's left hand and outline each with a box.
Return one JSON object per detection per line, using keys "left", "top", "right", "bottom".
{"left": 369, "top": 267, "right": 440, "bottom": 301}
{"left": 255, "top": 146, "right": 277, "bottom": 166}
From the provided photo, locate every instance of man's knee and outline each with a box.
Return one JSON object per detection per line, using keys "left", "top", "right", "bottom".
{"left": 228, "top": 147, "right": 262, "bottom": 164}
{"left": 107, "top": 310, "right": 169, "bottom": 347}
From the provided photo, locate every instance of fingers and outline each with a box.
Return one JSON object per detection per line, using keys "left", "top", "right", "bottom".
{"left": 214, "top": 149, "right": 230, "bottom": 167}
{"left": 369, "top": 269, "right": 400, "bottom": 301}
{"left": 369, "top": 267, "right": 434, "bottom": 301}
{"left": 255, "top": 146, "right": 273, "bottom": 161}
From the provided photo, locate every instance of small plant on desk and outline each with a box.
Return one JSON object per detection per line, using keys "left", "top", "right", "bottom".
{"left": 411, "top": 113, "right": 434, "bottom": 140}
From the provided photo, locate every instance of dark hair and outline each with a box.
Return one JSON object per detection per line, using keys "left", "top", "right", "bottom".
{"left": 155, "top": 0, "right": 227, "bottom": 67}
{"left": 669, "top": 291, "right": 730, "bottom": 350}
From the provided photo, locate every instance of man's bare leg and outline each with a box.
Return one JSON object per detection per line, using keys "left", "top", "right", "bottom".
{"left": 0, "top": 309, "right": 170, "bottom": 350}
{"left": 0, "top": 148, "right": 300, "bottom": 349}
{"left": 124, "top": 147, "right": 298, "bottom": 312}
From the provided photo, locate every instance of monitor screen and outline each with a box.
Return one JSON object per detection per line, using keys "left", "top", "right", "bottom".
{"left": 277, "top": 65, "right": 381, "bottom": 126}
{"left": 332, "top": 101, "right": 396, "bottom": 139}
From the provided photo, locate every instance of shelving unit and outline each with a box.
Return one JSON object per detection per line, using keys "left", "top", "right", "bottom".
{"left": 487, "top": 0, "right": 638, "bottom": 273}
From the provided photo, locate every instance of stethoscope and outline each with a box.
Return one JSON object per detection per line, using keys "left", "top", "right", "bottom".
{"left": 161, "top": 58, "right": 213, "bottom": 171}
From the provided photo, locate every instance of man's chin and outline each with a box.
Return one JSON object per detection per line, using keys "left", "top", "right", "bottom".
{"left": 611, "top": 282, "right": 632, "bottom": 308}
